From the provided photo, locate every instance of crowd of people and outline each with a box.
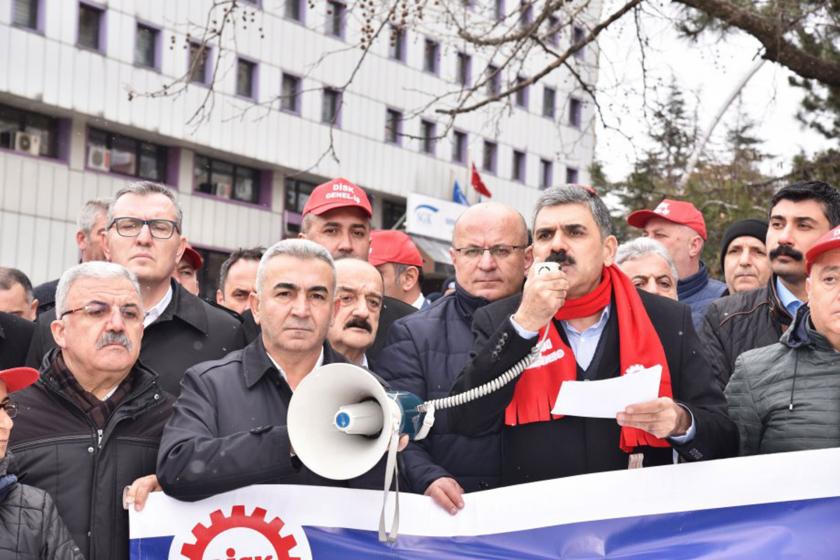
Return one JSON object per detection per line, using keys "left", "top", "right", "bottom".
{"left": 0, "top": 177, "right": 838, "bottom": 558}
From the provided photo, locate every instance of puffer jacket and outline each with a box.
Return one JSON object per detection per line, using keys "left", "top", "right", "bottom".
{"left": 10, "top": 351, "right": 174, "bottom": 560}
{"left": 700, "top": 276, "right": 792, "bottom": 390}
{"left": 725, "top": 305, "right": 840, "bottom": 455}
{"left": 0, "top": 456, "right": 83, "bottom": 559}
{"left": 375, "top": 283, "right": 502, "bottom": 493}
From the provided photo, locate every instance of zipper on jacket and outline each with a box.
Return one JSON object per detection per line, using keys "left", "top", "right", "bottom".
{"left": 97, "top": 429, "right": 103, "bottom": 449}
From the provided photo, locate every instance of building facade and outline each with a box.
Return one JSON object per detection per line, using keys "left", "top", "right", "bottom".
{"left": 0, "top": 0, "right": 600, "bottom": 295}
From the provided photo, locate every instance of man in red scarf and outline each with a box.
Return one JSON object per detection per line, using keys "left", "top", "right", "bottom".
{"left": 450, "top": 186, "right": 737, "bottom": 486}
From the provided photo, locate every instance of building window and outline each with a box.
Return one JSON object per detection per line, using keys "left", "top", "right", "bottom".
{"left": 573, "top": 26, "right": 586, "bottom": 59}
{"left": 486, "top": 65, "right": 500, "bottom": 97}
{"left": 86, "top": 128, "right": 167, "bottom": 181}
{"left": 423, "top": 38, "right": 440, "bottom": 74}
{"left": 285, "top": 177, "right": 317, "bottom": 214}
{"left": 78, "top": 3, "right": 104, "bottom": 52}
{"left": 382, "top": 199, "right": 407, "bottom": 229}
{"left": 512, "top": 150, "right": 526, "bottom": 182}
{"left": 326, "top": 1, "right": 345, "bottom": 38}
{"left": 389, "top": 25, "right": 406, "bottom": 62}
{"left": 322, "top": 88, "right": 341, "bottom": 125}
{"left": 543, "top": 86, "right": 556, "bottom": 118}
{"left": 194, "top": 155, "right": 261, "bottom": 204}
{"left": 135, "top": 24, "right": 158, "bottom": 69}
{"left": 456, "top": 52, "right": 471, "bottom": 87}
{"left": 280, "top": 73, "right": 301, "bottom": 113}
{"left": 188, "top": 42, "right": 210, "bottom": 84}
{"left": 385, "top": 109, "right": 402, "bottom": 145}
{"left": 566, "top": 166, "right": 579, "bottom": 184}
{"left": 519, "top": 1, "right": 533, "bottom": 27}
{"left": 569, "top": 97, "right": 582, "bottom": 128}
{"left": 515, "top": 75, "right": 528, "bottom": 108}
{"left": 285, "top": 0, "right": 303, "bottom": 22}
{"left": 12, "top": 0, "right": 38, "bottom": 30}
{"left": 236, "top": 58, "right": 257, "bottom": 99}
{"left": 482, "top": 140, "right": 497, "bottom": 174}
{"left": 420, "top": 120, "right": 436, "bottom": 155}
{"left": 494, "top": 0, "right": 505, "bottom": 21}
{"left": 0, "top": 103, "right": 58, "bottom": 158}
{"left": 540, "top": 159, "right": 553, "bottom": 189}
{"left": 546, "top": 16, "right": 560, "bottom": 46}
{"left": 452, "top": 130, "right": 467, "bottom": 163}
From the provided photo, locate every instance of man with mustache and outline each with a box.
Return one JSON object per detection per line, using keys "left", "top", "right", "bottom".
{"left": 449, "top": 186, "right": 736, "bottom": 487}
{"left": 327, "top": 259, "right": 383, "bottom": 367}
{"left": 10, "top": 262, "right": 174, "bottom": 560}
{"left": 701, "top": 181, "right": 840, "bottom": 390}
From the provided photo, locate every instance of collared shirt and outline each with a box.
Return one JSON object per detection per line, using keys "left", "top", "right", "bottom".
{"left": 776, "top": 276, "right": 804, "bottom": 317}
{"left": 266, "top": 348, "right": 325, "bottom": 384}
{"left": 410, "top": 293, "right": 427, "bottom": 310}
{"left": 143, "top": 285, "right": 173, "bottom": 328}
{"left": 510, "top": 306, "right": 611, "bottom": 370}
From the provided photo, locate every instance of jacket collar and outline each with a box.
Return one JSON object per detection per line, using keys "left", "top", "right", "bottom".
{"left": 767, "top": 274, "right": 794, "bottom": 327}
{"left": 153, "top": 280, "right": 209, "bottom": 335}
{"left": 780, "top": 305, "right": 837, "bottom": 352}
{"left": 677, "top": 261, "right": 710, "bottom": 299}
{"left": 453, "top": 282, "right": 492, "bottom": 323}
{"left": 242, "top": 336, "right": 348, "bottom": 389}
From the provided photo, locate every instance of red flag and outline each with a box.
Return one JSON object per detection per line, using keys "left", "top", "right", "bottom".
{"left": 470, "top": 163, "right": 492, "bottom": 198}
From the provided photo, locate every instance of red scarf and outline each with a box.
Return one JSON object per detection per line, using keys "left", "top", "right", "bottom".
{"left": 505, "top": 265, "right": 672, "bottom": 453}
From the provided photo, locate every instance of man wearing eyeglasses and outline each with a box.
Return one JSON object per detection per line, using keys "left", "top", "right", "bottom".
{"left": 375, "top": 202, "right": 532, "bottom": 514}
{"left": 10, "top": 262, "right": 174, "bottom": 560}
{"left": 25, "top": 182, "right": 246, "bottom": 396}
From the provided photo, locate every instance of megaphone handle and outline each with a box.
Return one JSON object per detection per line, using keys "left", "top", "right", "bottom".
{"left": 378, "top": 430, "right": 401, "bottom": 543}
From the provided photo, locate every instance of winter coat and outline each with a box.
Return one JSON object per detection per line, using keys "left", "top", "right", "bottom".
{"left": 676, "top": 262, "right": 727, "bottom": 330}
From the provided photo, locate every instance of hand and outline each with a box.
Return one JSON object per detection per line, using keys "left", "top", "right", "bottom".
{"left": 616, "top": 397, "right": 691, "bottom": 439}
{"left": 123, "top": 474, "right": 162, "bottom": 512}
{"left": 424, "top": 477, "right": 465, "bottom": 515}
{"left": 398, "top": 434, "right": 409, "bottom": 452}
{"left": 512, "top": 265, "right": 570, "bottom": 332}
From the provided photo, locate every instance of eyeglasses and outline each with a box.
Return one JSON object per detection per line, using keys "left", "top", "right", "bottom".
{"left": 0, "top": 399, "right": 18, "bottom": 419}
{"left": 452, "top": 244, "right": 527, "bottom": 260}
{"left": 60, "top": 301, "right": 145, "bottom": 324}
{"left": 109, "top": 217, "right": 180, "bottom": 239}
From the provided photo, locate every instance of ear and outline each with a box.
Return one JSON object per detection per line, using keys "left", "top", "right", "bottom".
{"left": 29, "top": 299, "right": 39, "bottom": 320}
{"left": 688, "top": 236, "right": 704, "bottom": 259}
{"left": 602, "top": 235, "right": 619, "bottom": 267}
{"left": 249, "top": 291, "right": 261, "bottom": 326}
{"left": 806, "top": 277, "right": 812, "bottom": 301}
{"left": 103, "top": 231, "right": 113, "bottom": 262}
{"left": 401, "top": 267, "right": 419, "bottom": 292}
{"left": 523, "top": 245, "right": 534, "bottom": 274}
{"left": 75, "top": 230, "right": 87, "bottom": 251}
{"left": 215, "top": 289, "right": 224, "bottom": 305}
{"left": 448, "top": 246, "right": 457, "bottom": 263}
{"left": 175, "top": 237, "right": 187, "bottom": 266}
{"left": 50, "top": 319, "right": 67, "bottom": 349}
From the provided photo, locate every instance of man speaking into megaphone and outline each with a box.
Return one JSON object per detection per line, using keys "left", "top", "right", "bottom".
{"left": 156, "top": 239, "right": 402, "bottom": 501}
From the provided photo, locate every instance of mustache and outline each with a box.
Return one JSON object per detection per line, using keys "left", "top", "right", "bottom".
{"left": 546, "top": 250, "right": 576, "bottom": 266}
{"left": 96, "top": 331, "right": 132, "bottom": 351}
{"left": 769, "top": 245, "right": 803, "bottom": 262}
{"left": 344, "top": 317, "right": 372, "bottom": 333}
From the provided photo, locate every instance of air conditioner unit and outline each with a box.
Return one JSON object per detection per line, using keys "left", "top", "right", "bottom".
{"left": 14, "top": 131, "right": 41, "bottom": 156}
{"left": 87, "top": 146, "right": 111, "bottom": 171}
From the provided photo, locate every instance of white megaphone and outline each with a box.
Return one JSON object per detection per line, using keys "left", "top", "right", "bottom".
{"left": 287, "top": 363, "right": 426, "bottom": 481}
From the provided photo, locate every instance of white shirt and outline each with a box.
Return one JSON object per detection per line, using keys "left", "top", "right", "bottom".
{"left": 266, "top": 348, "right": 325, "bottom": 385}
{"left": 143, "top": 286, "right": 173, "bottom": 328}
{"left": 410, "top": 293, "right": 427, "bottom": 310}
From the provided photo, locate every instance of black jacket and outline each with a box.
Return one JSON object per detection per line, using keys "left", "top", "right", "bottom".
{"left": 376, "top": 285, "right": 501, "bottom": 493}
{"left": 699, "top": 277, "right": 792, "bottom": 390}
{"left": 9, "top": 354, "right": 174, "bottom": 560}
{"left": 0, "top": 457, "right": 83, "bottom": 559}
{"left": 0, "top": 311, "right": 34, "bottom": 370}
{"left": 450, "top": 289, "right": 738, "bottom": 486}
{"left": 157, "top": 337, "right": 385, "bottom": 502}
{"left": 25, "top": 280, "right": 247, "bottom": 395}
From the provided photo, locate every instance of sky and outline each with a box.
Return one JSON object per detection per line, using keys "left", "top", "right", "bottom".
{"left": 593, "top": 1, "right": 832, "bottom": 182}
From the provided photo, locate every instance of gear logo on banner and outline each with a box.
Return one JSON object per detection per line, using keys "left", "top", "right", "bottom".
{"left": 179, "top": 505, "right": 304, "bottom": 560}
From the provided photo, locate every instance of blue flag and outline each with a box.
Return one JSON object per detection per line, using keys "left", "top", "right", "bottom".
{"left": 453, "top": 180, "right": 469, "bottom": 205}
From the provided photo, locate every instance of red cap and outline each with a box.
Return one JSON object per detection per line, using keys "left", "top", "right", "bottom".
{"left": 806, "top": 226, "right": 840, "bottom": 274}
{"left": 0, "top": 367, "right": 39, "bottom": 393}
{"left": 369, "top": 230, "right": 423, "bottom": 267}
{"left": 182, "top": 244, "right": 203, "bottom": 270}
{"left": 627, "top": 199, "right": 707, "bottom": 240}
{"left": 302, "top": 178, "right": 372, "bottom": 218}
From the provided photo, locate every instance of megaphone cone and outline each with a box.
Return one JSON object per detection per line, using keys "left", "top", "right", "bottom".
{"left": 287, "top": 363, "right": 423, "bottom": 481}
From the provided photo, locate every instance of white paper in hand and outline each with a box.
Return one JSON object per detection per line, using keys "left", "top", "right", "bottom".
{"left": 551, "top": 365, "right": 663, "bottom": 418}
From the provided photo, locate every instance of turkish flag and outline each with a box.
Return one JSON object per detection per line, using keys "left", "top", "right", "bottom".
{"left": 470, "top": 163, "right": 492, "bottom": 198}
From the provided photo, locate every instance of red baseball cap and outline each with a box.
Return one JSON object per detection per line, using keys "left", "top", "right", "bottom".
{"left": 0, "top": 367, "right": 39, "bottom": 393}
{"left": 806, "top": 226, "right": 840, "bottom": 273}
{"left": 182, "top": 244, "right": 203, "bottom": 270}
{"left": 369, "top": 230, "right": 423, "bottom": 267}
{"left": 302, "top": 177, "right": 372, "bottom": 218}
{"left": 627, "top": 199, "right": 707, "bottom": 240}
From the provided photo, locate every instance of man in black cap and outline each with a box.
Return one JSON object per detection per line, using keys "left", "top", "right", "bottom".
{"left": 719, "top": 219, "right": 770, "bottom": 295}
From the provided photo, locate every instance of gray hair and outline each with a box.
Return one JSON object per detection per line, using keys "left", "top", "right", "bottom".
{"left": 256, "top": 239, "right": 335, "bottom": 295}
{"left": 55, "top": 262, "right": 142, "bottom": 318}
{"left": 616, "top": 237, "right": 679, "bottom": 280}
{"left": 77, "top": 198, "right": 111, "bottom": 234}
{"left": 533, "top": 185, "right": 613, "bottom": 239}
{"left": 108, "top": 182, "right": 183, "bottom": 229}
{"left": 0, "top": 267, "right": 34, "bottom": 303}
